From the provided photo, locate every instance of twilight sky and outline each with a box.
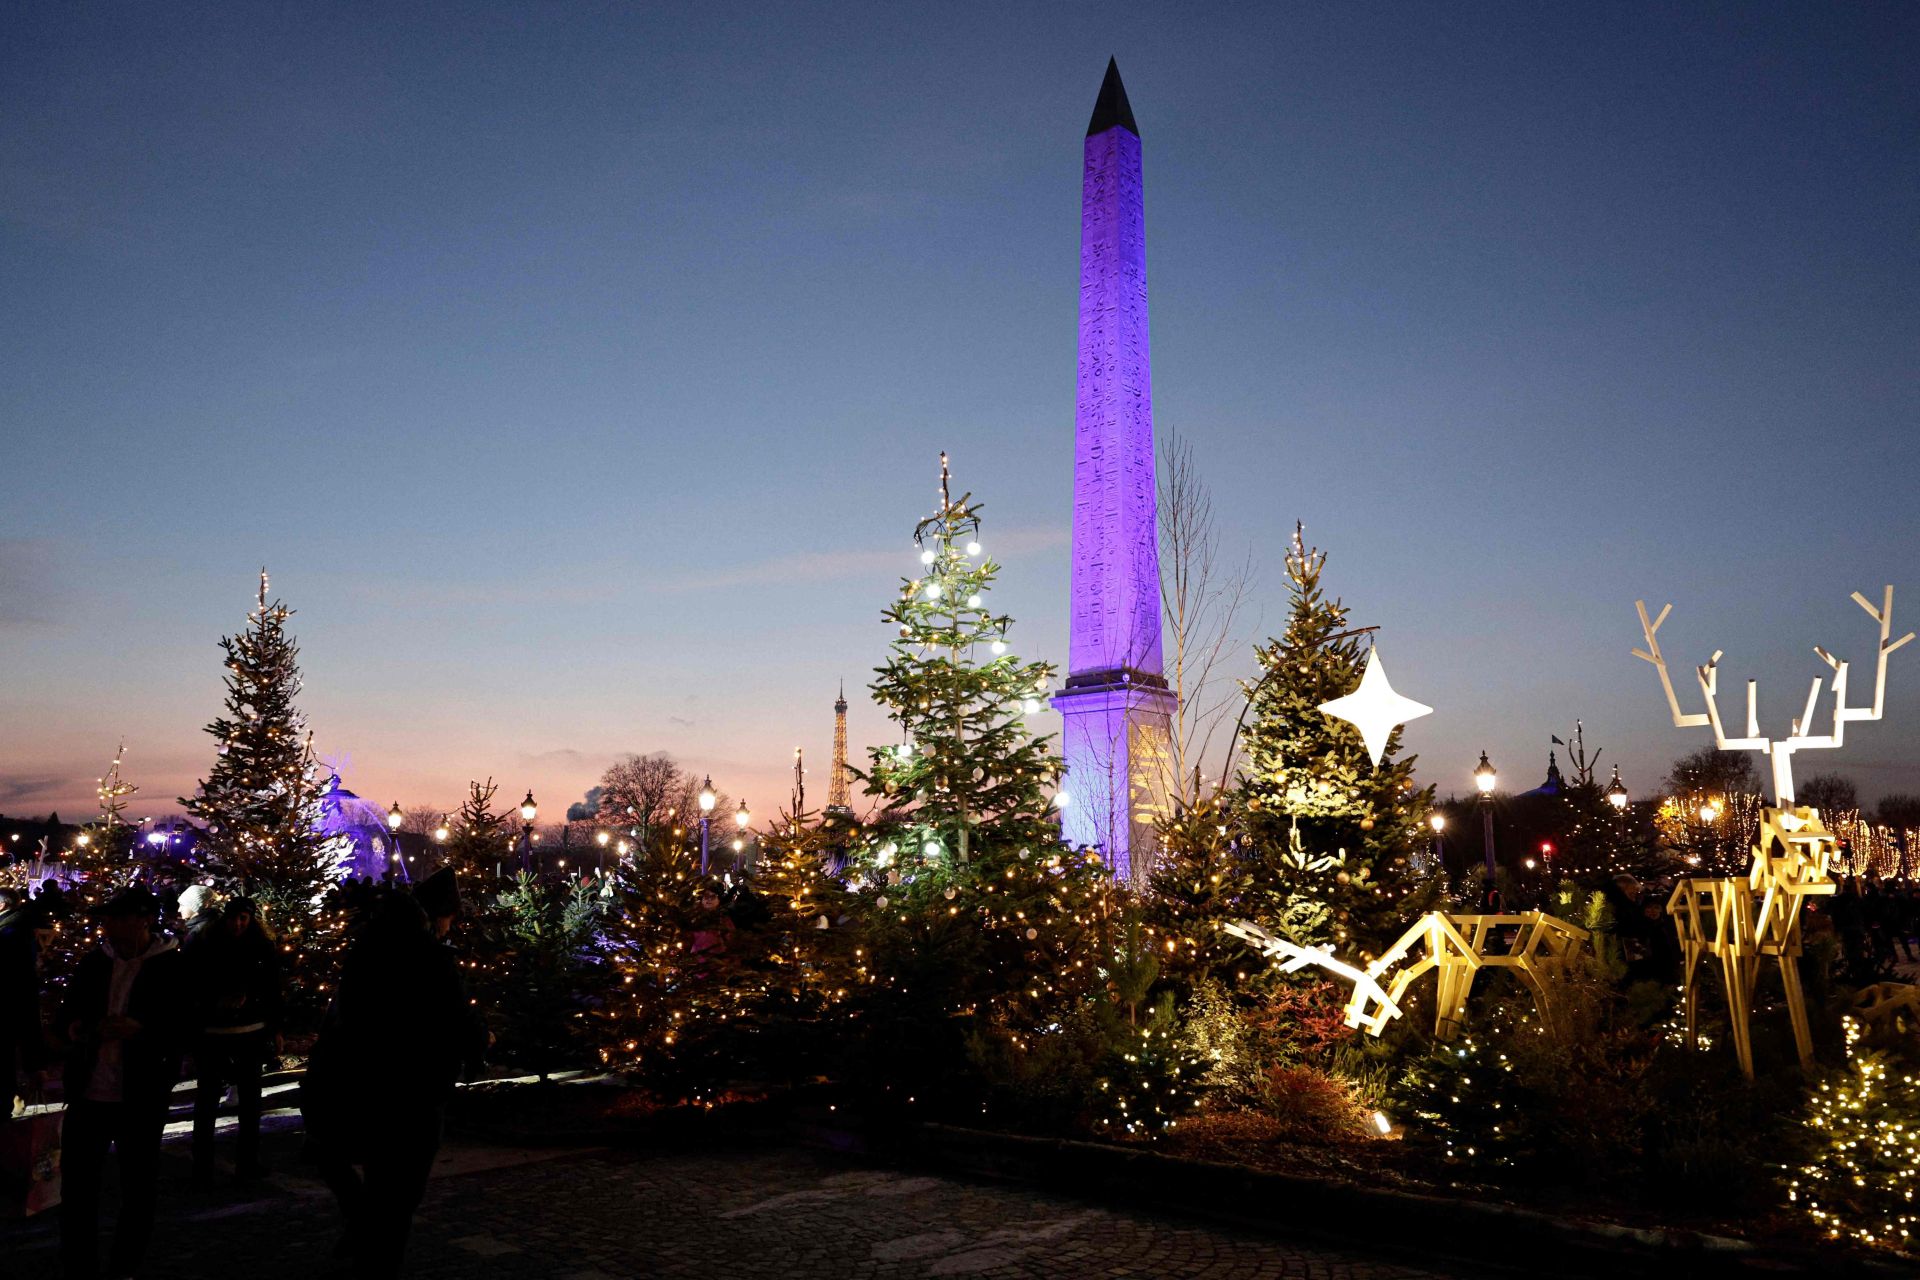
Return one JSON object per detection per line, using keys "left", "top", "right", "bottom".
{"left": 2, "top": 2, "right": 1916, "bottom": 825}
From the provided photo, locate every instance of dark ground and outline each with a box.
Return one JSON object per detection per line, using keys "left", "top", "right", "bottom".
{"left": 0, "top": 1086, "right": 1484, "bottom": 1279}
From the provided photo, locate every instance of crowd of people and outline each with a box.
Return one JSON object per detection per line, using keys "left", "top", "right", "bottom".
{"left": 0, "top": 867, "right": 487, "bottom": 1279}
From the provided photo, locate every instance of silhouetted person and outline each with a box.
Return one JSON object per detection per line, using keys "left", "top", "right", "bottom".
{"left": 0, "top": 891, "right": 54, "bottom": 1112}
{"left": 301, "top": 870, "right": 485, "bottom": 1278}
{"left": 55, "top": 885, "right": 187, "bottom": 1280}
{"left": 187, "top": 895, "right": 283, "bottom": 1183}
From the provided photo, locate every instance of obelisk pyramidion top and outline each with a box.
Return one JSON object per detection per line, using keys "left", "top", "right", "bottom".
{"left": 1087, "top": 56, "right": 1139, "bottom": 137}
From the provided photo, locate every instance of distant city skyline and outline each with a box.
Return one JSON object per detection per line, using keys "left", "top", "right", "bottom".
{"left": 3, "top": 4, "right": 1916, "bottom": 824}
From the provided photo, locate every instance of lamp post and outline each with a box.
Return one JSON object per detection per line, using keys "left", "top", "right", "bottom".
{"left": 1427, "top": 811, "right": 1446, "bottom": 874}
{"left": 733, "top": 799, "right": 751, "bottom": 868}
{"left": 1474, "top": 752, "right": 1498, "bottom": 905}
{"left": 698, "top": 777, "right": 716, "bottom": 874}
{"left": 519, "top": 790, "right": 538, "bottom": 877}
{"left": 596, "top": 828, "right": 610, "bottom": 875}
{"left": 1605, "top": 767, "right": 1629, "bottom": 811}
{"left": 386, "top": 802, "right": 404, "bottom": 879}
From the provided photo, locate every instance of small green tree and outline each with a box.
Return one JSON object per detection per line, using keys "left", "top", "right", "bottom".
{"left": 477, "top": 873, "right": 602, "bottom": 1081}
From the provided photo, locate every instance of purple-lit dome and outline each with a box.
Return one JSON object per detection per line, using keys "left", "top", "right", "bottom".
{"left": 316, "top": 776, "right": 405, "bottom": 882}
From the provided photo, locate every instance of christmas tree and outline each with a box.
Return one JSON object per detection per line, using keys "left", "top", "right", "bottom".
{"left": 440, "top": 778, "right": 513, "bottom": 884}
{"left": 1787, "top": 1017, "right": 1920, "bottom": 1250}
{"left": 856, "top": 454, "right": 1068, "bottom": 867}
{"left": 847, "top": 456, "right": 1118, "bottom": 1119}
{"left": 1237, "top": 527, "right": 1437, "bottom": 958}
{"left": 1145, "top": 788, "right": 1254, "bottom": 989}
{"left": 180, "top": 572, "right": 347, "bottom": 1028}
{"left": 181, "top": 572, "right": 334, "bottom": 910}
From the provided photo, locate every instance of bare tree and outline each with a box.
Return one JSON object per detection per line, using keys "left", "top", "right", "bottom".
{"left": 398, "top": 805, "right": 446, "bottom": 838}
{"left": 1157, "top": 426, "right": 1254, "bottom": 810}
{"left": 1797, "top": 773, "right": 1859, "bottom": 816}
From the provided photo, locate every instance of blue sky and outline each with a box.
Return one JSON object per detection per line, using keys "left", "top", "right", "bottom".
{"left": 2, "top": 2, "right": 1916, "bottom": 822}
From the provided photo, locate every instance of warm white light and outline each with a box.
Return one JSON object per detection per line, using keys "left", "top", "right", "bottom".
{"left": 967, "top": 594, "right": 982, "bottom": 608}
{"left": 965, "top": 541, "right": 980, "bottom": 556}
{"left": 1473, "top": 752, "right": 1498, "bottom": 794}
{"left": 1428, "top": 813, "right": 1446, "bottom": 833}
{"left": 735, "top": 801, "right": 750, "bottom": 830}
{"left": 1054, "top": 791, "right": 1071, "bottom": 809}
{"left": 925, "top": 583, "right": 942, "bottom": 600}
{"left": 76, "top": 833, "right": 91, "bottom": 848}
{"left": 919, "top": 548, "right": 936, "bottom": 565}
{"left": 922, "top": 840, "right": 941, "bottom": 858}
{"left": 596, "top": 830, "right": 610, "bottom": 846}
{"left": 1699, "top": 801, "right": 1720, "bottom": 822}
{"left": 990, "top": 640, "right": 1007, "bottom": 655}
{"left": 1317, "top": 649, "right": 1433, "bottom": 767}
{"left": 520, "top": 791, "right": 538, "bottom": 824}
{"left": 1371, "top": 1110, "right": 1392, "bottom": 1136}
{"left": 617, "top": 839, "right": 630, "bottom": 855}
{"left": 387, "top": 802, "right": 404, "bottom": 832}
{"left": 1021, "top": 698, "right": 1038, "bottom": 714}
{"left": 698, "top": 778, "right": 716, "bottom": 812}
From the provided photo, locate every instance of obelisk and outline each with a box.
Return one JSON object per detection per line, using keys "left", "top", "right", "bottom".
{"left": 1052, "top": 58, "right": 1175, "bottom": 882}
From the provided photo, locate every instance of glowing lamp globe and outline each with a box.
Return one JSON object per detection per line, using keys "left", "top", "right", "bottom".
{"left": 596, "top": 830, "right": 610, "bottom": 847}
{"left": 434, "top": 822, "right": 448, "bottom": 843}
{"left": 1604, "top": 768, "right": 1629, "bottom": 810}
{"left": 734, "top": 801, "right": 750, "bottom": 830}
{"left": 1472, "top": 752, "right": 1498, "bottom": 794}
{"left": 386, "top": 802, "right": 404, "bottom": 833}
{"left": 1428, "top": 813, "right": 1446, "bottom": 834}
{"left": 698, "top": 778, "right": 716, "bottom": 813}
{"left": 519, "top": 791, "right": 538, "bottom": 824}
{"left": 965, "top": 541, "right": 981, "bottom": 556}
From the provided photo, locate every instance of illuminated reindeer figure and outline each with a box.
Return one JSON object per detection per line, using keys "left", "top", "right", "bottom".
{"left": 1634, "top": 587, "right": 1912, "bottom": 1077}
{"left": 1226, "top": 911, "right": 1590, "bottom": 1040}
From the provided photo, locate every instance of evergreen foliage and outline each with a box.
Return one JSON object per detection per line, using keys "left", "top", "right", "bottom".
{"left": 441, "top": 778, "right": 512, "bottom": 882}
{"left": 1236, "top": 528, "right": 1437, "bottom": 956}
{"left": 181, "top": 573, "right": 333, "bottom": 908}
{"left": 476, "top": 872, "right": 603, "bottom": 1081}
{"left": 1787, "top": 1018, "right": 1920, "bottom": 1250}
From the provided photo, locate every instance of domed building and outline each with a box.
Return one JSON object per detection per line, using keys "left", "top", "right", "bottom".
{"left": 316, "top": 775, "right": 409, "bottom": 883}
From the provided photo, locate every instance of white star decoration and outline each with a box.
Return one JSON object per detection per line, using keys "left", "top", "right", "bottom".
{"left": 1318, "top": 648, "right": 1433, "bottom": 768}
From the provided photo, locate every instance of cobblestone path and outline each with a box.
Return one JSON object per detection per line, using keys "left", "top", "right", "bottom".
{"left": 2, "top": 1127, "right": 1472, "bottom": 1279}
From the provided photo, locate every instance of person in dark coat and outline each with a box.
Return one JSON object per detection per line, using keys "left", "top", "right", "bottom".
{"left": 0, "top": 891, "right": 54, "bottom": 1112}
{"left": 186, "top": 895, "right": 284, "bottom": 1183}
{"left": 54, "top": 884, "right": 188, "bottom": 1280}
{"left": 301, "top": 870, "right": 486, "bottom": 1278}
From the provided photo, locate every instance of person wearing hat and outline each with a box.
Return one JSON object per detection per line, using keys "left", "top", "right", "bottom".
{"left": 54, "top": 884, "right": 188, "bottom": 1280}
{"left": 173, "top": 882, "right": 220, "bottom": 946}
{"left": 303, "top": 872, "right": 486, "bottom": 1277}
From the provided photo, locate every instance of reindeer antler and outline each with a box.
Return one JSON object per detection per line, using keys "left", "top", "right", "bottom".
{"left": 1634, "top": 588, "right": 1912, "bottom": 806}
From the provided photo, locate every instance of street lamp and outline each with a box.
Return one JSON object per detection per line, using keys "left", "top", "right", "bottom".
{"left": 595, "top": 827, "right": 610, "bottom": 874}
{"left": 1427, "top": 812, "right": 1446, "bottom": 872}
{"left": 698, "top": 776, "right": 716, "bottom": 874}
{"left": 387, "top": 802, "right": 403, "bottom": 833}
{"left": 1605, "top": 767, "right": 1629, "bottom": 811}
{"left": 520, "top": 790, "right": 538, "bottom": 876}
{"left": 1698, "top": 796, "right": 1721, "bottom": 823}
{"left": 434, "top": 818, "right": 449, "bottom": 844}
{"left": 732, "top": 799, "right": 751, "bottom": 863}
{"left": 1473, "top": 752, "right": 1498, "bottom": 906}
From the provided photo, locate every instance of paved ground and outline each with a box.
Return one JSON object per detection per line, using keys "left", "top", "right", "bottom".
{"left": 1, "top": 1093, "right": 1472, "bottom": 1280}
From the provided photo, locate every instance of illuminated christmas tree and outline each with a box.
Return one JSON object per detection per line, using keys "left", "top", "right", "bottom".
{"left": 1788, "top": 1017, "right": 1920, "bottom": 1250}
{"left": 847, "top": 457, "right": 1118, "bottom": 1117}
{"left": 180, "top": 571, "right": 343, "bottom": 1026}
{"left": 181, "top": 571, "right": 332, "bottom": 909}
{"left": 1237, "top": 528, "right": 1437, "bottom": 957}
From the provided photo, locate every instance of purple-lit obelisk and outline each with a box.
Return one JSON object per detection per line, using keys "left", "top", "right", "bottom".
{"left": 1052, "top": 59, "right": 1174, "bottom": 882}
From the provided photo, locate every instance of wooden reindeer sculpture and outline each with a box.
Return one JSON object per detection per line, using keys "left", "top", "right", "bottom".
{"left": 1634, "top": 587, "right": 1912, "bottom": 1078}
{"left": 1227, "top": 911, "right": 1590, "bottom": 1040}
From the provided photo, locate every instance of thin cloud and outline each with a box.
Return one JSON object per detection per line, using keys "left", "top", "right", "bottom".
{"left": 663, "top": 525, "right": 1068, "bottom": 593}
{"left": 0, "top": 775, "right": 62, "bottom": 806}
